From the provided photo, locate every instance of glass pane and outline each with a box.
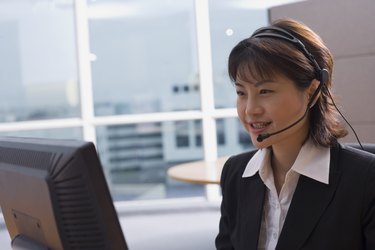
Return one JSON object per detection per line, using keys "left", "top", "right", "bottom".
{"left": 88, "top": 0, "right": 200, "bottom": 116}
{"left": 0, "top": 127, "right": 83, "bottom": 140}
{"left": 209, "top": 1, "right": 268, "bottom": 108}
{"left": 217, "top": 117, "right": 254, "bottom": 157}
{"left": 96, "top": 121, "right": 205, "bottom": 201}
{"left": 0, "top": 0, "right": 80, "bottom": 122}
{"left": 175, "top": 121, "right": 190, "bottom": 148}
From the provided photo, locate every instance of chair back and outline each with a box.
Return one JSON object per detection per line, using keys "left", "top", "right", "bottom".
{"left": 344, "top": 143, "right": 375, "bottom": 155}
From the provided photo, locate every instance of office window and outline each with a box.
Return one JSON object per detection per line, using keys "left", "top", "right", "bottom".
{"left": 0, "top": 0, "right": 268, "bottom": 203}
{"left": 216, "top": 118, "right": 254, "bottom": 157}
{"left": 96, "top": 122, "right": 205, "bottom": 201}
{"left": 209, "top": 0, "right": 268, "bottom": 108}
{"left": 0, "top": 0, "right": 79, "bottom": 122}
{"left": 88, "top": 0, "right": 200, "bottom": 116}
{"left": 216, "top": 118, "right": 226, "bottom": 145}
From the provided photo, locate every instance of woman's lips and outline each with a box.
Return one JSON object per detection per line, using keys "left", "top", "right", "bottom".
{"left": 248, "top": 121, "right": 272, "bottom": 134}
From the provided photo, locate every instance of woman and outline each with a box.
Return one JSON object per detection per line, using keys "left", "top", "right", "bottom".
{"left": 215, "top": 19, "right": 375, "bottom": 250}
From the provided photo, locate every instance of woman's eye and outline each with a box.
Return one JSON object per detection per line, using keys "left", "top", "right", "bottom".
{"left": 236, "top": 90, "right": 245, "bottom": 96}
{"left": 259, "top": 89, "right": 272, "bottom": 94}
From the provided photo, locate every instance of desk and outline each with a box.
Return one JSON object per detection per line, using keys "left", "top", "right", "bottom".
{"left": 167, "top": 157, "right": 229, "bottom": 185}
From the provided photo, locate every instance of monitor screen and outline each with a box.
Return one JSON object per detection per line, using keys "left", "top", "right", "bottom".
{"left": 0, "top": 136, "right": 128, "bottom": 250}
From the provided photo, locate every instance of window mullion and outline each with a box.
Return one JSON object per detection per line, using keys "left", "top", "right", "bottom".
{"left": 74, "top": 0, "right": 96, "bottom": 144}
{"left": 194, "top": 0, "right": 221, "bottom": 201}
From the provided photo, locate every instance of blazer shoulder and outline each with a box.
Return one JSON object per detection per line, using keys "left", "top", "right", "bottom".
{"left": 220, "top": 149, "right": 258, "bottom": 185}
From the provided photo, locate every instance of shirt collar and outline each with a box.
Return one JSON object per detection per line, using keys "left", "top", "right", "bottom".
{"left": 242, "top": 138, "right": 331, "bottom": 184}
{"left": 242, "top": 147, "right": 270, "bottom": 178}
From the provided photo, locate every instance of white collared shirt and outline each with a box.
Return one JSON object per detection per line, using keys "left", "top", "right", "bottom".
{"left": 242, "top": 139, "right": 330, "bottom": 250}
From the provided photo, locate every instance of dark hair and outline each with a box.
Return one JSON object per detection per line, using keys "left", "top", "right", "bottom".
{"left": 228, "top": 18, "right": 347, "bottom": 147}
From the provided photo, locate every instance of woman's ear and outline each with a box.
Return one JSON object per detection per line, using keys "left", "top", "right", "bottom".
{"left": 307, "top": 79, "right": 321, "bottom": 107}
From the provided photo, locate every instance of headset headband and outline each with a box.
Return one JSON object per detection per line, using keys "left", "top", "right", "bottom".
{"left": 250, "top": 26, "right": 328, "bottom": 84}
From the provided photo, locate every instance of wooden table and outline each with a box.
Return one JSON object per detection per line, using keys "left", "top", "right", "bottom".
{"left": 167, "top": 156, "right": 229, "bottom": 184}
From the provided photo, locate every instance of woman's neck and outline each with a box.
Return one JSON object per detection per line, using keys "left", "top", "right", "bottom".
{"left": 270, "top": 134, "right": 308, "bottom": 194}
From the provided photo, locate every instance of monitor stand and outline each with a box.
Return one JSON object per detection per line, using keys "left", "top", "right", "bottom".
{"left": 11, "top": 235, "right": 48, "bottom": 250}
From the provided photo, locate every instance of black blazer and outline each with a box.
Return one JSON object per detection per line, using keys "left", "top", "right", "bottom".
{"left": 215, "top": 143, "right": 375, "bottom": 250}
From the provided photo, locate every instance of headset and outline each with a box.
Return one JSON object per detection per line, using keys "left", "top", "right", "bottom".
{"left": 250, "top": 26, "right": 363, "bottom": 149}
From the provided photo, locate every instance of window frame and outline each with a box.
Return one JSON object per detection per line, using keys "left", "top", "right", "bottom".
{"left": 0, "top": 0, "right": 239, "bottom": 202}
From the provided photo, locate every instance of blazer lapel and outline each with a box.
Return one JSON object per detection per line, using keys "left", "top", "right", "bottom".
{"left": 276, "top": 146, "right": 342, "bottom": 249}
{"left": 239, "top": 173, "right": 266, "bottom": 249}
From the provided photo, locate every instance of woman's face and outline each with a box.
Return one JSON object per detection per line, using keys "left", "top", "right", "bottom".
{"left": 236, "top": 70, "right": 312, "bottom": 149}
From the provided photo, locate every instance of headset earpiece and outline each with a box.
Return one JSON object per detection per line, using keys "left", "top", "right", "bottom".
{"left": 309, "top": 68, "right": 329, "bottom": 108}
{"left": 320, "top": 68, "right": 329, "bottom": 85}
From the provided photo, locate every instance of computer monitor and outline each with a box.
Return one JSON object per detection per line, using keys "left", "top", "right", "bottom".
{"left": 0, "top": 136, "right": 128, "bottom": 250}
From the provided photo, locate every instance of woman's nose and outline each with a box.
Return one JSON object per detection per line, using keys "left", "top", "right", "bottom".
{"left": 245, "top": 98, "right": 263, "bottom": 116}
